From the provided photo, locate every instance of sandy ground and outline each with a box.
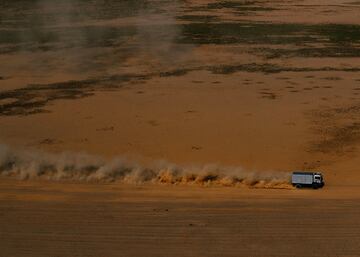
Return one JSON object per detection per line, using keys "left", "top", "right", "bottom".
{"left": 1, "top": 70, "right": 360, "bottom": 185}
{"left": 1, "top": 178, "right": 360, "bottom": 257}
{"left": 1, "top": 0, "right": 360, "bottom": 256}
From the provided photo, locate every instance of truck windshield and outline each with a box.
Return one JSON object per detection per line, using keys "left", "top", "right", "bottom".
{"left": 314, "top": 176, "right": 321, "bottom": 180}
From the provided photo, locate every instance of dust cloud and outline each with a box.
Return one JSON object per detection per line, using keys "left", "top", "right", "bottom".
{"left": 0, "top": 144, "right": 291, "bottom": 189}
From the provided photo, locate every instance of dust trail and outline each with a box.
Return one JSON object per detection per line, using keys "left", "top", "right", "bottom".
{"left": 0, "top": 144, "right": 292, "bottom": 189}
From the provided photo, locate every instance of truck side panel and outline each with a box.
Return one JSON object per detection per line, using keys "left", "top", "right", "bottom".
{"left": 292, "top": 174, "right": 313, "bottom": 185}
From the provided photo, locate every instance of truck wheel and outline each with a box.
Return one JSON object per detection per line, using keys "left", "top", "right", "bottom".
{"left": 295, "top": 184, "right": 302, "bottom": 189}
{"left": 312, "top": 185, "right": 318, "bottom": 189}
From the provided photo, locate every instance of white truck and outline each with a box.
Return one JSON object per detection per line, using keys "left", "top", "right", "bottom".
{"left": 292, "top": 172, "right": 324, "bottom": 189}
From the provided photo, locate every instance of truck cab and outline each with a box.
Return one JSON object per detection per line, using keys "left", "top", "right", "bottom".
{"left": 313, "top": 173, "right": 323, "bottom": 185}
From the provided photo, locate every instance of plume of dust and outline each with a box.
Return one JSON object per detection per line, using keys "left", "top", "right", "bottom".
{"left": 0, "top": 144, "right": 292, "bottom": 189}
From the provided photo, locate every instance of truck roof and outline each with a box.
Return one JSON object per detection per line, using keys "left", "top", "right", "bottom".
{"left": 293, "top": 171, "right": 322, "bottom": 175}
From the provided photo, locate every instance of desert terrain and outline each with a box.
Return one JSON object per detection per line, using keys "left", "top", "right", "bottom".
{"left": 1, "top": 179, "right": 360, "bottom": 257}
{"left": 0, "top": 0, "right": 360, "bottom": 256}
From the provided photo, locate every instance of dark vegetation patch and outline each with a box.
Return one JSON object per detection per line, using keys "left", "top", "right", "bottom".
{"left": 262, "top": 47, "right": 360, "bottom": 59}
{"left": 159, "top": 69, "right": 194, "bottom": 77}
{"left": 179, "top": 23, "right": 360, "bottom": 45}
{"left": 259, "top": 91, "right": 277, "bottom": 99}
{"left": 1, "top": 0, "right": 360, "bottom": 62}
{"left": 179, "top": 23, "right": 316, "bottom": 45}
{"left": 191, "top": 146, "right": 202, "bottom": 150}
{"left": 0, "top": 67, "right": 199, "bottom": 117}
{"left": 0, "top": 74, "right": 149, "bottom": 116}
{"left": 0, "top": 61, "right": 359, "bottom": 117}
{"left": 0, "top": 0, "right": 175, "bottom": 54}
{"left": 0, "top": 0, "right": 167, "bottom": 29}
{"left": 286, "top": 81, "right": 298, "bottom": 85}
{"left": 322, "top": 76, "right": 342, "bottom": 80}
{"left": 39, "top": 138, "right": 62, "bottom": 145}
{"left": 308, "top": 104, "right": 360, "bottom": 155}
{"left": 5, "top": 22, "right": 358, "bottom": 57}
{"left": 179, "top": 22, "right": 360, "bottom": 58}
{"left": 177, "top": 15, "right": 220, "bottom": 23}
{"left": 206, "top": 63, "right": 360, "bottom": 74}
{"left": 206, "top": 1, "right": 277, "bottom": 13}
{"left": 0, "top": 26, "right": 138, "bottom": 54}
